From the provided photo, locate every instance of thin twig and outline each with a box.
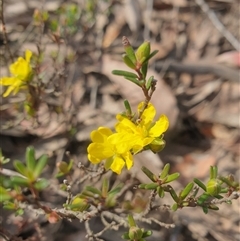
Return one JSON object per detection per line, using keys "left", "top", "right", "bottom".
{"left": 0, "top": 0, "right": 14, "bottom": 62}
{"left": 195, "top": 0, "right": 240, "bottom": 51}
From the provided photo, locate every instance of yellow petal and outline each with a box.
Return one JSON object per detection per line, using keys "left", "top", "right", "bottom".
{"left": 110, "top": 156, "right": 125, "bottom": 174}
{"left": 10, "top": 58, "right": 31, "bottom": 80}
{"left": 149, "top": 115, "right": 169, "bottom": 137}
{"left": 90, "top": 127, "right": 112, "bottom": 142}
{"left": 25, "top": 50, "right": 32, "bottom": 62}
{"left": 3, "top": 85, "right": 15, "bottom": 97}
{"left": 88, "top": 154, "right": 101, "bottom": 164}
{"left": 122, "top": 152, "right": 133, "bottom": 170}
{"left": 0, "top": 77, "right": 16, "bottom": 85}
{"left": 87, "top": 143, "right": 114, "bottom": 160}
{"left": 139, "top": 102, "right": 156, "bottom": 126}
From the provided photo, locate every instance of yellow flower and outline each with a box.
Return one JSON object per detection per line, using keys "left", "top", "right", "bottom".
{"left": 87, "top": 127, "right": 136, "bottom": 174}
{"left": 0, "top": 50, "right": 33, "bottom": 97}
{"left": 115, "top": 102, "right": 169, "bottom": 153}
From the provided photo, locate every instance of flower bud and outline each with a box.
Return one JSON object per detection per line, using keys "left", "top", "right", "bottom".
{"left": 135, "top": 41, "right": 150, "bottom": 65}
{"left": 149, "top": 138, "right": 165, "bottom": 153}
{"left": 57, "top": 161, "right": 69, "bottom": 174}
{"left": 129, "top": 227, "right": 143, "bottom": 240}
{"left": 71, "top": 197, "right": 90, "bottom": 211}
{"left": 206, "top": 179, "right": 221, "bottom": 196}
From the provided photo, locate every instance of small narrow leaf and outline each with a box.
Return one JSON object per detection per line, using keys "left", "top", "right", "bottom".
{"left": 180, "top": 182, "right": 194, "bottom": 200}
{"left": 144, "top": 183, "right": 159, "bottom": 190}
{"left": 13, "top": 161, "right": 28, "bottom": 177}
{"left": 171, "top": 203, "right": 178, "bottom": 211}
{"left": 108, "top": 183, "right": 123, "bottom": 196}
{"left": 124, "top": 99, "right": 132, "bottom": 116}
{"left": 34, "top": 179, "right": 49, "bottom": 190}
{"left": 33, "top": 154, "right": 48, "bottom": 178}
{"left": 124, "top": 76, "right": 142, "bottom": 87}
{"left": 122, "top": 54, "right": 136, "bottom": 69}
{"left": 0, "top": 187, "right": 12, "bottom": 201}
{"left": 160, "top": 163, "right": 170, "bottom": 179}
{"left": 10, "top": 176, "right": 30, "bottom": 186}
{"left": 140, "top": 61, "right": 148, "bottom": 79}
{"left": 26, "top": 146, "right": 36, "bottom": 173}
{"left": 157, "top": 186, "right": 165, "bottom": 198}
{"left": 168, "top": 186, "right": 179, "bottom": 203}
{"left": 165, "top": 173, "right": 180, "bottom": 183}
{"left": 146, "top": 76, "right": 154, "bottom": 90}
{"left": 102, "top": 178, "right": 109, "bottom": 197}
{"left": 128, "top": 214, "right": 136, "bottom": 227}
{"left": 112, "top": 70, "right": 138, "bottom": 79}
{"left": 122, "top": 36, "right": 137, "bottom": 65}
{"left": 85, "top": 186, "right": 102, "bottom": 196}
{"left": 141, "top": 166, "right": 157, "bottom": 182}
{"left": 210, "top": 166, "right": 218, "bottom": 179}
{"left": 194, "top": 178, "right": 207, "bottom": 191}
{"left": 202, "top": 206, "right": 208, "bottom": 214}
{"left": 142, "top": 50, "right": 159, "bottom": 64}
{"left": 142, "top": 230, "right": 152, "bottom": 238}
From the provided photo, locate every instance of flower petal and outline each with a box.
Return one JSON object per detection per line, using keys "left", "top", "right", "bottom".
{"left": 122, "top": 152, "right": 133, "bottom": 170}
{"left": 149, "top": 115, "right": 169, "bottom": 137}
{"left": 3, "top": 85, "right": 15, "bottom": 97}
{"left": 0, "top": 77, "right": 16, "bottom": 85}
{"left": 25, "top": 50, "right": 32, "bottom": 62}
{"left": 87, "top": 143, "right": 114, "bottom": 160}
{"left": 88, "top": 154, "right": 101, "bottom": 164}
{"left": 110, "top": 156, "right": 125, "bottom": 174}
{"left": 138, "top": 102, "right": 156, "bottom": 126}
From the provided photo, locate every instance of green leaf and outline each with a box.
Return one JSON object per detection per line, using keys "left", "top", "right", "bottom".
{"left": 160, "top": 163, "right": 170, "bottom": 179}
{"left": 210, "top": 166, "right": 218, "bottom": 179}
{"left": 112, "top": 70, "right": 138, "bottom": 79}
{"left": 26, "top": 146, "right": 36, "bottom": 173}
{"left": 145, "top": 76, "right": 154, "bottom": 90}
{"left": 165, "top": 173, "right": 180, "bottom": 183}
{"left": 33, "top": 154, "right": 48, "bottom": 178}
{"left": 142, "top": 50, "right": 159, "bottom": 64}
{"left": 3, "top": 202, "right": 16, "bottom": 210}
{"left": 34, "top": 179, "right": 49, "bottom": 190}
{"left": 102, "top": 178, "right": 109, "bottom": 197}
{"left": 208, "top": 204, "right": 219, "bottom": 210}
{"left": 142, "top": 230, "right": 152, "bottom": 238}
{"left": 180, "top": 182, "right": 194, "bottom": 200}
{"left": 144, "top": 183, "right": 159, "bottom": 190}
{"left": 157, "top": 186, "right": 165, "bottom": 198}
{"left": 10, "top": 176, "right": 30, "bottom": 186}
{"left": 122, "top": 36, "right": 137, "bottom": 65}
{"left": 141, "top": 166, "right": 157, "bottom": 182}
{"left": 122, "top": 54, "right": 136, "bottom": 69}
{"left": 194, "top": 178, "right": 207, "bottom": 191}
{"left": 202, "top": 206, "right": 208, "bottom": 214}
{"left": 67, "top": 159, "right": 74, "bottom": 171}
{"left": 15, "top": 208, "right": 24, "bottom": 216}
{"left": 13, "top": 161, "right": 28, "bottom": 177}
{"left": 108, "top": 183, "right": 123, "bottom": 196}
{"left": 121, "top": 232, "right": 130, "bottom": 240}
{"left": 171, "top": 203, "right": 178, "bottom": 211}
{"left": 197, "top": 193, "right": 211, "bottom": 205}
{"left": 140, "top": 62, "right": 148, "bottom": 79}
{"left": 85, "top": 186, "right": 102, "bottom": 196}
{"left": 124, "top": 76, "right": 142, "bottom": 87}
{"left": 128, "top": 214, "right": 136, "bottom": 227}
{"left": 0, "top": 187, "right": 12, "bottom": 202}
{"left": 169, "top": 186, "right": 179, "bottom": 203}
{"left": 124, "top": 99, "right": 132, "bottom": 116}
